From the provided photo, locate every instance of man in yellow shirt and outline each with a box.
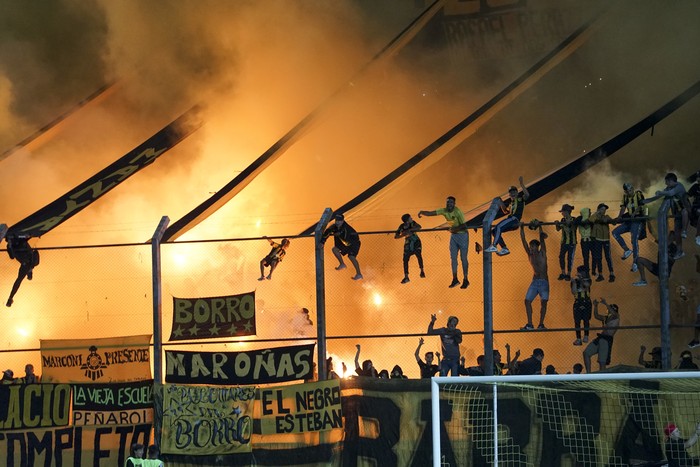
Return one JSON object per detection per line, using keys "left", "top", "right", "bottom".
{"left": 419, "top": 196, "right": 469, "bottom": 289}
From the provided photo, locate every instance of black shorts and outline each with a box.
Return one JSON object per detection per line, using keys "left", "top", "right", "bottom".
{"left": 262, "top": 255, "right": 279, "bottom": 267}
{"left": 336, "top": 239, "right": 361, "bottom": 257}
{"left": 574, "top": 298, "right": 592, "bottom": 321}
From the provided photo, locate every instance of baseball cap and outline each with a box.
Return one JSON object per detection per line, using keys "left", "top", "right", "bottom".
{"left": 597, "top": 203, "right": 609, "bottom": 210}
{"left": 681, "top": 350, "right": 692, "bottom": 359}
{"left": 664, "top": 423, "right": 677, "bottom": 436}
{"left": 508, "top": 185, "right": 518, "bottom": 192}
{"left": 559, "top": 204, "right": 574, "bottom": 212}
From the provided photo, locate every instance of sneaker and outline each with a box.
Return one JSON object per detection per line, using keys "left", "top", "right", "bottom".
{"left": 689, "top": 340, "right": 700, "bottom": 349}
{"left": 496, "top": 248, "right": 510, "bottom": 256}
{"left": 460, "top": 280, "right": 470, "bottom": 289}
{"left": 351, "top": 274, "right": 363, "bottom": 280}
{"left": 401, "top": 277, "right": 410, "bottom": 284}
{"left": 420, "top": 271, "right": 426, "bottom": 278}
{"left": 682, "top": 230, "right": 688, "bottom": 239}
{"left": 583, "top": 335, "right": 589, "bottom": 343}
{"left": 573, "top": 339, "right": 582, "bottom": 346}
{"left": 335, "top": 263, "right": 347, "bottom": 271}
{"left": 537, "top": 324, "right": 546, "bottom": 330}
{"left": 563, "top": 274, "right": 571, "bottom": 281}
{"left": 609, "top": 274, "right": 615, "bottom": 283}
{"left": 631, "top": 263, "right": 638, "bottom": 273}
{"left": 257, "top": 276, "right": 265, "bottom": 281}
{"left": 622, "top": 250, "right": 632, "bottom": 260}
{"left": 674, "top": 251, "right": 685, "bottom": 260}
{"left": 632, "top": 280, "right": 648, "bottom": 287}
{"left": 557, "top": 273, "right": 567, "bottom": 281}
{"left": 484, "top": 245, "right": 498, "bottom": 253}
{"left": 449, "top": 278, "right": 460, "bottom": 288}
{"left": 521, "top": 324, "right": 534, "bottom": 330}
{"left": 596, "top": 275, "right": 605, "bottom": 282}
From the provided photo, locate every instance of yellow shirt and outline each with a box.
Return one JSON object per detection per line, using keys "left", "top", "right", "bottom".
{"left": 435, "top": 207, "right": 466, "bottom": 230}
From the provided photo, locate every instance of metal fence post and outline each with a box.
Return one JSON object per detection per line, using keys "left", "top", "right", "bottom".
{"left": 657, "top": 199, "right": 671, "bottom": 369}
{"left": 315, "top": 208, "right": 333, "bottom": 379}
{"left": 483, "top": 199, "right": 501, "bottom": 376}
{"left": 151, "top": 216, "right": 169, "bottom": 450}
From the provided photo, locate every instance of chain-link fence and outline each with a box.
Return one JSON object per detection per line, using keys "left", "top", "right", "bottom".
{"left": 1, "top": 206, "right": 697, "bottom": 382}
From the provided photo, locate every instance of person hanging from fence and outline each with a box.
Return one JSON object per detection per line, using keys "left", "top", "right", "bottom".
{"left": 555, "top": 204, "right": 577, "bottom": 280}
{"left": 395, "top": 213, "right": 425, "bottom": 284}
{"left": 519, "top": 221, "right": 549, "bottom": 330}
{"left": 613, "top": 182, "right": 647, "bottom": 273}
{"left": 571, "top": 265, "right": 592, "bottom": 346}
{"left": 688, "top": 170, "right": 700, "bottom": 247}
{"left": 577, "top": 207, "right": 595, "bottom": 275}
{"left": 485, "top": 176, "right": 529, "bottom": 257}
{"left": 583, "top": 298, "right": 619, "bottom": 373}
{"left": 590, "top": 202, "right": 616, "bottom": 282}
{"left": 643, "top": 172, "right": 690, "bottom": 260}
{"left": 321, "top": 213, "right": 363, "bottom": 280}
{"left": 664, "top": 422, "right": 700, "bottom": 467}
{"left": 414, "top": 337, "right": 439, "bottom": 378}
{"left": 5, "top": 235, "right": 40, "bottom": 307}
{"left": 632, "top": 232, "right": 678, "bottom": 287}
{"left": 418, "top": 196, "right": 470, "bottom": 289}
{"left": 427, "top": 314, "right": 462, "bottom": 376}
{"left": 258, "top": 237, "right": 290, "bottom": 281}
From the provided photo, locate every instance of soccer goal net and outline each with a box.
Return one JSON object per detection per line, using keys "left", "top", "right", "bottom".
{"left": 431, "top": 373, "right": 700, "bottom": 467}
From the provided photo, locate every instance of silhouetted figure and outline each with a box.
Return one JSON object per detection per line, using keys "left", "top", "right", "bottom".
{"left": 22, "top": 363, "right": 38, "bottom": 384}
{"left": 321, "top": 213, "right": 362, "bottom": 280}
{"left": 5, "top": 235, "right": 39, "bottom": 307}
{"left": 126, "top": 443, "right": 145, "bottom": 467}
{"left": 146, "top": 444, "right": 165, "bottom": 467}
{"left": 258, "top": 237, "right": 290, "bottom": 280}
{"left": 395, "top": 213, "right": 425, "bottom": 284}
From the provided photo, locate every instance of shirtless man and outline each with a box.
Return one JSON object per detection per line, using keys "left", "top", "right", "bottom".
{"left": 583, "top": 298, "right": 620, "bottom": 372}
{"left": 519, "top": 222, "right": 548, "bottom": 330}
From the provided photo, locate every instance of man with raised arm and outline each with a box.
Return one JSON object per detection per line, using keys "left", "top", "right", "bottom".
{"left": 418, "top": 196, "right": 470, "bottom": 289}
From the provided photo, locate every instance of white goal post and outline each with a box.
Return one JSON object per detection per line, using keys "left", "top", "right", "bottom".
{"left": 431, "top": 372, "right": 700, "bottom": 467}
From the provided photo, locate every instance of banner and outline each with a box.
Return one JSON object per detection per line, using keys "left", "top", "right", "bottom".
{"left": 0, "top": 423, "right": 151, "bottom": 467}
{"left": 73, "top": 380, "right": 153, "bottom": 426}
{"left": 6, "top": 107, "right": 201, "bottom": 239}
{"left": 161, "top": 384, "right": 255, "bottom": 455}
{"left": 170, "top": 292, "right": 256, "bottom": 341}
{"left": 260, "top": 379, "right": 342, "bottom": 435}
{"left": 40, "top": 335, "right": 152, "bottom": 383}
{"left": 0, "top": 384, "right": 71, "bottom": 431}
{"left": 165, "top": 343, "right": 315, "bottom": 385}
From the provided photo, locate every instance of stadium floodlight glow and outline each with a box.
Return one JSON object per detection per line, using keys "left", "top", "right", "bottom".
{"left": 431, "top": 372, "right": 700, "bottom": 467}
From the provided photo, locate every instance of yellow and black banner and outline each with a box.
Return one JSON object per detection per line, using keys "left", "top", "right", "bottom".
{"left": 0, "top": 384, "right": 71, "bottom": 430}
{"left": 260, "top": 379, "right": 342, "bottom": 435}
{"left": 40, "top": 335, "right": 152, "bottom": 383}
{"left": 161, "top": 384, "right": 255, "bottom": 455}
{"left": 170, "top": 291, "right": 256, "bottom": 341}
{"left": 165, "top": 343, "right": 315, "bottom": 385}
{"left": 72, "top": 380, "right": 153, "bottom": 426}
{"left": 6, "top": 108, "right": 201, "bottom": 239}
